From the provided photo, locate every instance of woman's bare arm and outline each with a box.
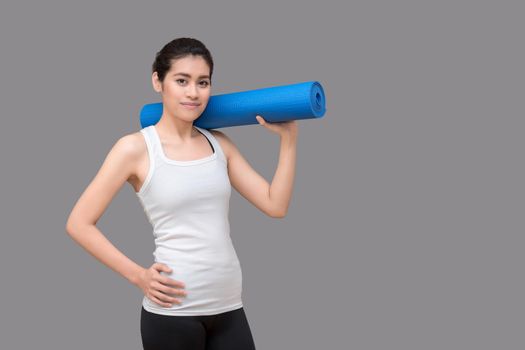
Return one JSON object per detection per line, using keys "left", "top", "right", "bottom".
{"left": 210, "top": 118, "right": 297, "bottom": 218}
{"left": 65, "top": 134, "right": 146, "bottom": 286}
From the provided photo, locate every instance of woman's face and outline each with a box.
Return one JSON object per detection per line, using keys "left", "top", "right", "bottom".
{"left": 152, "top": 55, "right": 212, "bottom": 123}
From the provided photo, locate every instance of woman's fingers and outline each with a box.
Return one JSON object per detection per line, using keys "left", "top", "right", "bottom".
{"left": 159, "top": 276, "right": 186, "bottom": 289}
{"left": 152, "top": 289, "right": 182, "bottom": 305}
{"left": 256, "top": 115, "right": 279, "bottom": 134}
{"left": 154, "top": 281, "right": 187, "bottom": 297}
{"left": 149, "top": 279, "right": 187, "bottom": 307}
{"left": 149, "top": 294, "right": 171, "bottom": 308}
{"left": 141, "top": 263, "right": 189, "bottom": 307}
{"left": 149, "top": 291, "right": 181, "bottom": 307}
{"left": 256, "top": 115, "right": 273, "bottom": 129}
{"left": 256, "top": 115, "right": 298, "bottom": 137}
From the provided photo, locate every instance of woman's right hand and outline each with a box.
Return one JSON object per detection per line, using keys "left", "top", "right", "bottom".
{"left": 136, "top": 263, "right": 187, "bottom": 307}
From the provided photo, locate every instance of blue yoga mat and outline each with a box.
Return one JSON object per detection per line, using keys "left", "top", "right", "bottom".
{"left": 140, "top": 80, "right": 326, "bottom": 129}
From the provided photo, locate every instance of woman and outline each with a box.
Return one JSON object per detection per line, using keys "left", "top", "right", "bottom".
{"left": 66, "top": 37, "right": 297, "bottom": 349}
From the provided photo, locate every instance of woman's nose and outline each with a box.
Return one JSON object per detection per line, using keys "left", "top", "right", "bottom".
{"left": 186, "top": 84, "right": 198, "bottom": 97}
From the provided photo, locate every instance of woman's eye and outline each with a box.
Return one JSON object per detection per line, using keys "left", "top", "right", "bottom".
{"left": 176, "top": 79, "right": 209, "bottom": 87}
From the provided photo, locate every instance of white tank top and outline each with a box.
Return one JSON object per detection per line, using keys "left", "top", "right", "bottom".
{"left": 135, "top": 125, "right": 243, "bottom": 316}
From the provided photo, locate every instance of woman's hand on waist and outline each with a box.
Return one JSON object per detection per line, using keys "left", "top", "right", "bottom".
{"left": 135, "top": 263, "right": 187, "bottom": 308}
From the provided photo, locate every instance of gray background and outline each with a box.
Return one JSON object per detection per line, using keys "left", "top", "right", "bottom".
{"left": 0, "top": 0, "right": 523, "bottom": 349}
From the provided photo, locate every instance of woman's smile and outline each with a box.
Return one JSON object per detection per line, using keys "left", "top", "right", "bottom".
{"left": 181, "top": 103, "right": 200, "bottom": 110}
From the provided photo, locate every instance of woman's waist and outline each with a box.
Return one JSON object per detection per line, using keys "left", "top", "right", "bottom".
{"left": 154, "top": 241, "right": 238, "bottom": 262}
{"left": 156, "top": 258, "right": 243, "bottom": 295}
{"left": 156, "top": 253, "right": 240, "bottom": 267}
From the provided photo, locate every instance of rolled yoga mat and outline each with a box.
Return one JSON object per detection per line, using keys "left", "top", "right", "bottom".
{"left": 140, "top": 80, "right": 326, "bottom": 129}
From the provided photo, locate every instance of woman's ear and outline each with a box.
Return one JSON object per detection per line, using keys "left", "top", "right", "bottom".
{"left": 152, "top": 72, "right": 162, "bottom": 93}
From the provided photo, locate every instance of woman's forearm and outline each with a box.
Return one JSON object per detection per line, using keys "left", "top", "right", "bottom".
{"left": 269, "top": 133, "right": 297, "bottom": 217}
{"left": 66, "top": 224, "right": 145, "bottom": 286}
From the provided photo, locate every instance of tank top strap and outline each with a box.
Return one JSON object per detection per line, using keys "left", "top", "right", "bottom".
{"left": 195, "top": 126, "right": 228, "bottom": 164}
{"left": 139, "top": 125, "right": 162, "bottom": 163}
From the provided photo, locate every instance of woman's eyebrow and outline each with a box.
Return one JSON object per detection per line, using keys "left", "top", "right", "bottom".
{"left": 173, "top": 72, "right": 210, "bottom": 79}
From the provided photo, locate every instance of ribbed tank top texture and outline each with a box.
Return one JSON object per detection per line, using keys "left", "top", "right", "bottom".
{"left": 135, "top": 125, "right": 243, "bottom": 316}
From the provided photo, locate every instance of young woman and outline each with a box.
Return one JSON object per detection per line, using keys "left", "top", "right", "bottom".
{"left": 66, "top": 37, "right": 297, "bottom": 349}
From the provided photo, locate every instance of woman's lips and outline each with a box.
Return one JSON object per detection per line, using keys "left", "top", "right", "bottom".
{"left": 181, "top": 103, "right": 200, "bottom": 110}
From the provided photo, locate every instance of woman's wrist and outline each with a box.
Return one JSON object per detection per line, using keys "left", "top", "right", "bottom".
{"left": 280, "top": 132, "right": 297, "bottom": 145}
{"left": 130, "top": 265, "right": 146, "bottom": 286}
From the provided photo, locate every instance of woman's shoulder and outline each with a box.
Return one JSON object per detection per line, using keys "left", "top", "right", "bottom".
{"left": 110, "top": 130, "right": 147, "bottom": 163}
{"left": 208, "top": 129, "right": 236, "bottom": 162}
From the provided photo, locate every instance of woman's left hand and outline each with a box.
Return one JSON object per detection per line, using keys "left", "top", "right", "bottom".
{"left": 256, "top": 115, "right": 298, "bottom": 138}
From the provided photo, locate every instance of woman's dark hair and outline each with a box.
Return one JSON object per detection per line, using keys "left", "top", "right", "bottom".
{"left": 152, "top": 37, "right": 214, "bottom": 84}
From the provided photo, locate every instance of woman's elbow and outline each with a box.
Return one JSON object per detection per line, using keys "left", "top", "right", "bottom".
{"left": 269, "top": 208, "right": 287, "bottom": 218}
{"left": 65, "top": 215, "right": 88, "bottom": 236}
{"left": 65, "top": 217, "right": 78, "bottom": 236}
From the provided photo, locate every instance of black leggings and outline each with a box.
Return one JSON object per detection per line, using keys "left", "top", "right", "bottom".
{"left": 140, "top": 306, "right": 256, "bottom": 350}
